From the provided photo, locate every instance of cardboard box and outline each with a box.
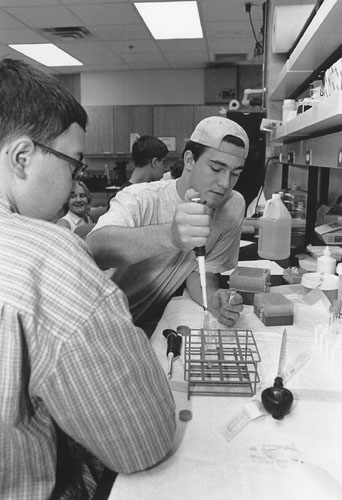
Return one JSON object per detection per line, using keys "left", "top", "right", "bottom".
{"left": 254, "top": 293, "right": 294, "bottom": 326}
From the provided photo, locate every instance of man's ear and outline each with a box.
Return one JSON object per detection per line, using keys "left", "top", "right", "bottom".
{"left": 7, "top": 138, "right": 35, "bottom": 180}
{"left": 151, "top": 157, "right": 158, "bottom": 169}
{"left": 183, "top": 150, "right": 194, "bottom": 172}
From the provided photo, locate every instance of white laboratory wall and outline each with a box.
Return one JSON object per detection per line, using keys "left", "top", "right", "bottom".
{"left": 80, "top": 69, "right": 204, "bottom": 106}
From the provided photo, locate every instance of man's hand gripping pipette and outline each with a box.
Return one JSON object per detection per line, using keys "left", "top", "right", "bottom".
{"left": 192, "top": 198, "right": 241, "bottom": 332}
{"left": 171, "top": 189, "right": 243, "bottom": 327}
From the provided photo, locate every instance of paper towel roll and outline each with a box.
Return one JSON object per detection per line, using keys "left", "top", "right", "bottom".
{"left": 228, "top": 99, "right": 240, "bottom": 111}
{"left": 272, "top": 4, "right": 315, "bottom": 54}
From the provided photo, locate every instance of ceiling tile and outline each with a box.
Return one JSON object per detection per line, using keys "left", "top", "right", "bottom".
{"left": 60, "top": 0, "right": 130, "bottom": 4}
{"left": 108, "top": 39, "right": 160, "bottom": 54}
{"left": 164, "top": 51, "right": 209, "bottom": 63}
{"left": 200, "top": 0, "right": 263, "bottom": 22}
{"left": 67, "top": 3, "right": 140, "bottom": 26}
{"left": 0, "top": 0, "right": 56, "bottom": 5}
{"left": 205, "top": 21, "right": 256, "bottom": 38}
{"left": 0, "top": 0, "right": 263, "bottom": 72}
{"left": 0, "top": 9, "right": 26, "bottom": 28}
{"left": 0, "top": 27, "right": 47, "bottom": 43}
{"left": 126, "top": 60, "right": 170, "bottom": 70}
{"left": 90, "top": 23, "right": 150, "bottom": 41}
{"left": 121, "top": 51, "right": 165, "bottom": 64}
{"left": 157, "top": 39, "right": 207, "bottom": 53}
{"left": 3, "top": 5, "right": 82, "bottom": 27}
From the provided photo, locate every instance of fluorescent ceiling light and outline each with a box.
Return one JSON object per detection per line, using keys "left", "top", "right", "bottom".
{"left": 135, "top": 1, "right": 203, "bottom": 39}
{"left": 9, "top": 43, "right": 83, "bottom": 67}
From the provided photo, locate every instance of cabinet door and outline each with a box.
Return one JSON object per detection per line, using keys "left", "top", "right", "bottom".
{"left": 84, "top": 106, "right": 114, "bottom": 154}
{"left": 193, "top": 105, "right": 222, "bottom": 125}
{"left": 113, "top": 106, "right": 153, "bottom": 153}
{"left": 153, "top": 106, "right": 194, "bottom": 155}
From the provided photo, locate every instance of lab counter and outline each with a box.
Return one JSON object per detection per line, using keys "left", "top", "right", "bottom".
{"left": 109, "top": 276, "right": 342, "bottom": 500}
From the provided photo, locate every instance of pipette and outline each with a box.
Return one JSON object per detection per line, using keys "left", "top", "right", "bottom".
{"left": 191, "top": 197, "right": 210, "bottom": 333}
{"left": 163, "top": 329, "right": 182, "bottom": 379}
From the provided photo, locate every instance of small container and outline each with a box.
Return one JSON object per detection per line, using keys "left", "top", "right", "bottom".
{"left": 301, "top": 272, "right": 338, "bottom": 303}
{"left": 282, "top": 99, "right": 297, "bottom": 122}
{"left": 254, "top": 293, "right": 294, "bottom": 326}
{"left": 316, "top": 246, "right": 336, "bottom": 274}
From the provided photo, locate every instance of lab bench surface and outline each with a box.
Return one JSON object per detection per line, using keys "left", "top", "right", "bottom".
{"left": 109, "top": 292, "right": 342, "bottom": 500}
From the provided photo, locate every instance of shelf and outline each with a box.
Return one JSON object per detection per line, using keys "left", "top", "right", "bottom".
{"left": 270, "top": 92, "right": 342, "bottom": 144}
{"left": 269, "top": 0, "right": 342, "bottom": 101}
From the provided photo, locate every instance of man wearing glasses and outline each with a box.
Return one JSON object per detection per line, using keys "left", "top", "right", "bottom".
{"left": 0, "top": 58, "right": 176, "bottom": 500}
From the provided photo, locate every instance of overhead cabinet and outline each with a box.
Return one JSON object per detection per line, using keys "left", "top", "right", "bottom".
{"left": 268, "top": 0, "right": 342, "bottom": 101}
{"left": 84, "top": 104, "right": 231, "bottom": 157}
{"left": 84, "top": 106, "right": 114, "bottom": 154}
{"left": 153, "top": 106, "right": 194, "bottom": 155}
{"left": 266, "top": 0, "right": 342, "bottom": 244}
{"left": 113, "top": 106, "right": 153, "bottom": 153}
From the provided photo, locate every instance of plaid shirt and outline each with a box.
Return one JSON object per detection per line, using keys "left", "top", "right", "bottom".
{"left": 0, "top": 194, "right": 175, "bottom": 500}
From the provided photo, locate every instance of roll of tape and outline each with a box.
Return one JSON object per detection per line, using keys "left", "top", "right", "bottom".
{"left": 272, "top": 4, "right": 315, "bottom": 53}
{"left": 228, "top": 99, "right": 240, "bottom": 111}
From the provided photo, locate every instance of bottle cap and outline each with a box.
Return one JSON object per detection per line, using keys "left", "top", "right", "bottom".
{"left": 323, "top": 246, "right": 331, "bottom": 256}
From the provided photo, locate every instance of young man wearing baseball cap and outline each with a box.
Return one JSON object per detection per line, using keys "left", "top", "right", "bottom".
{"left": 87, "top": 116, "right": 249, "bottom": 335}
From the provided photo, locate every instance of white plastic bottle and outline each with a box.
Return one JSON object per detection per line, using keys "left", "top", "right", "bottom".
{"left": 282, "top": 99, "right": 297, "bottom": 122}
{"left": 317, "top": 246, "right": 336, "bottom": 274}
{"left": 257, "top": 193, "right": 292, "bottom": 260}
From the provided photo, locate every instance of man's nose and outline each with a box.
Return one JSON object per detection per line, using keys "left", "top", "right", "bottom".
{"left": 218, "top": 170, "right": 231, "bottom": 189}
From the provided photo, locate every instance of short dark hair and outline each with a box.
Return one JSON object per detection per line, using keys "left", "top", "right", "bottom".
{"left": 132, "top": 135, "right": 169, "bottom": 167}
{"left": 0, "top": 58, "right": 88, "bottom": 148}
{"left": 170, "top": 158, "right": 184, "bottom": 179}
{"left": 182, "top": 135, "right": 245, "bottom": 161}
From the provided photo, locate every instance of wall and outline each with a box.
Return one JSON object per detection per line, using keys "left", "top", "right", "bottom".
{"left": 80, "top": 66, "right": 263, "bottom": 106}
{"left": 81, "top": 69, "right": 204, "bottom": 106}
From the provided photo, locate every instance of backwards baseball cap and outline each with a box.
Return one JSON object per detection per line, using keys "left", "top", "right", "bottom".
{"left": 190, "top": 116, "right": 249, "bottom": 159}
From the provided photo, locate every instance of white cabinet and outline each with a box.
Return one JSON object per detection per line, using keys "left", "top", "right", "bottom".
{"left": 269, "top": 0, "right": 342, "bottom": 101}
{"left": 266, "top": 0, "right": 342, "bottom": 244}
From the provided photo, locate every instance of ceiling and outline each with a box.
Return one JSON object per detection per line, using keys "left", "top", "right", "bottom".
{"left": 0, "top": 0, "right": 264, "bottom": 74}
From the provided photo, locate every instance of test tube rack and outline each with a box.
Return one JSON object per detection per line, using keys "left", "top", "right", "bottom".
{"left": 183, "top": 328, "right": 261, "bottom": 399}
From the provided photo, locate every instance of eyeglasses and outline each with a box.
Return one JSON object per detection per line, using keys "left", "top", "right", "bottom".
{"left": 34, "top": 141, "right": 88, "bottom": 180}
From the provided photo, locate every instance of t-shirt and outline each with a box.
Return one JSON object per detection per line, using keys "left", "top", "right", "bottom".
{"left": 57, "top": 209, "right": 93, "bottom": 232}
{"left": 92, "top": 179, "right": 245, "bottom": 322}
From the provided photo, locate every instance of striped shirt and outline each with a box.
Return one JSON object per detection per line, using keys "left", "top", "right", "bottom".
{"left": 0, "top": 193, "right": 175, "bottom": 500}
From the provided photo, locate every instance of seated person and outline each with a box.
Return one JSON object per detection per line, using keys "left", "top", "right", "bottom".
{"left": 0, "top": 57, "right": 175, "bottom": 500}
{"left": 86, "top": 116, "right": 249, "bottom": 334}
{"left": 120, "top": 135, "right": 169, "bottom": 189}
{"left": 57, "top": 179, "right": 94, "bottom": 234}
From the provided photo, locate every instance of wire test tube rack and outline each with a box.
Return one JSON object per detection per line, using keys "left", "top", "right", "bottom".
{"left": 183, "top": 327, "right": 261, "bottom": 399}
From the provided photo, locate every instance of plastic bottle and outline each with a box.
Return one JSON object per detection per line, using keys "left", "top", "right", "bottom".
{"left": 282, "top": 99, "right": 297, "bottom": 122}
{"left": 337, "top": 263, "right": 342, "bottom": 301}
{"left": 257, "top": 193, "right": 292, "bottom": 260}
{"left": 317, "top": 246, "right": 336, "bottom": 274}
{"left": 291, "top": 184, "right": 307, "bottom": 219}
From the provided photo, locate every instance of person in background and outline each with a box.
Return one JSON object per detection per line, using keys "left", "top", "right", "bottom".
{"left": 57, "top": 179, "right": 93, "bottom": 231}
{"left": 170, "top": 157, "right": 185, "bottom": 179}
{"left": 120, "top": 135, "right": 169, "bottom": 189}
{"left": 0, "top": 57, "right": 176, "bottom": 500}
{"left": 162, "top": 158, "right": 184, "bottom": 180}
{"left": 87, "top": 116, "right": 249, "bottom": 336}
